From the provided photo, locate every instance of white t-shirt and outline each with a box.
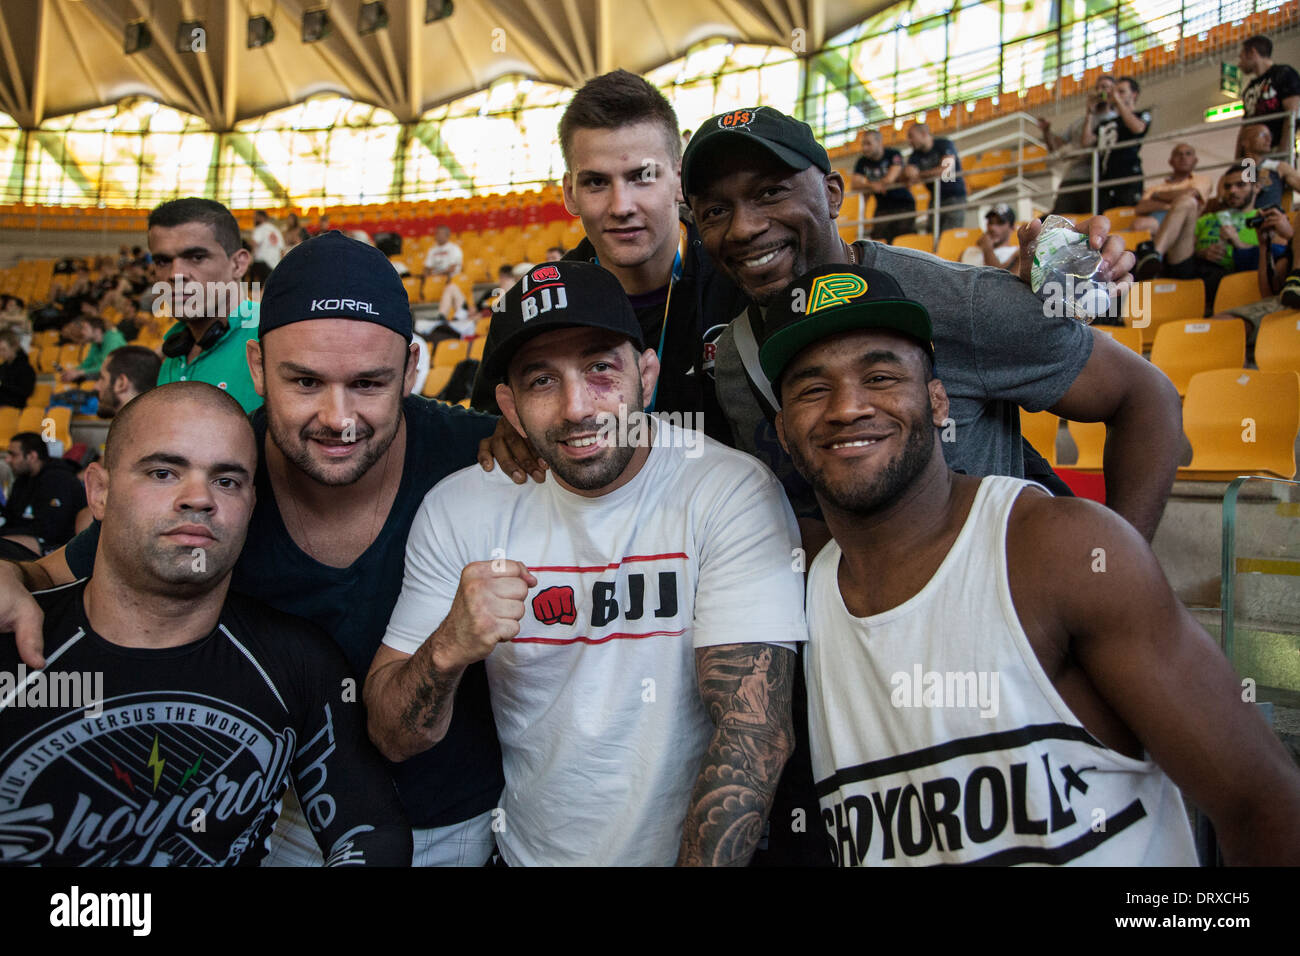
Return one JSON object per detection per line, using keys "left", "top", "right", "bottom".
{"left": 960, "top": 243, "right": 1018, "bottom": 267}
{"left": 251, "top": 221, "right": 284, "bottom": 267}
{"left": 383, "top": 420, "right": 808, "bottom": 866}
{"left": 423, "top": 241, "right": 463, "bottom": 276}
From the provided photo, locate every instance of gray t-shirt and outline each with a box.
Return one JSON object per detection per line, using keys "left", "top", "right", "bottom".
{"left": 712, "top": 242, "right": 1095, "bottom": 516}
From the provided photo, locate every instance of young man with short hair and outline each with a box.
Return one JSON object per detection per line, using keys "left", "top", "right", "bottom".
{"left": 960, "top": 204, "right": 1019, "bottom": 271}
{"left": 1081, "top": 76, "right": 1151, "bottom": 210}
{"left": 1, "top": 432, "right": 85, "bottom": 555}
{"left": 1239, "top": 34, "right": 1300, "bottom": 149}
{"left": 850, "top": 128, "right": 915, "bottom": 243}
{"left": 96, "top": 345, "right": 162, "bottom": 418}
{"left": 764, "top": 264, "right": 1300, "bottom": 865}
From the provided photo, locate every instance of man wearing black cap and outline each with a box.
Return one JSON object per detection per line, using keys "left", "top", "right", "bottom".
{"left": 365, "top": 260, "right": 806, "bottom": 866}
{"left": 959, "top": 204, "right": 1020, "bottom": 271}
{"left": 681, "top": 105, "right": 1181, "bottom": 543}
{"left": 1, "top": 232, "right": 505, "bottom": 866}
{"left": 764, "top": 264, "right": 1300, "bottom": 866}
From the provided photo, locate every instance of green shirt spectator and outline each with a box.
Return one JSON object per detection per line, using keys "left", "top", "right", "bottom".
{"left": 78, "top": 325, "right": 128, "bottom": 376}
{"left": 1194, "top": 208, "right": 1259, "bottom": 270}
{"left": 157, "top": 300, "right": 262, "bottom": 413}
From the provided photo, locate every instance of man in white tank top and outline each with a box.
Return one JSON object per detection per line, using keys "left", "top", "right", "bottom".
{"left": 760, "top": 262, "right": 1300, "bottom": 866}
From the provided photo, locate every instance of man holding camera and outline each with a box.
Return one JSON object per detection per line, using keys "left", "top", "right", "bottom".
{"left": 1080, "top": 76, "right": 1150, "bottom": 211}
{"left": 1039, "top": 76, "right": 1116, "bottom": 216}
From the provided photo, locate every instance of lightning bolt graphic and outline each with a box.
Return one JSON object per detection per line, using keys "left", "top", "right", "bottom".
{"left": 177, "top": 754, "right": 203, "bottom": 789}
{"left": 147, "top": 735, "right": 165, "bottom": 792}
{"left": 110, "top": 758, "right": 135, "bottom": 793}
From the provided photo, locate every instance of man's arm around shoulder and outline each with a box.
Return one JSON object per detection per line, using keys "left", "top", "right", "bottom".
{"left": 2, "top": 546, "right": 79, "bottom": 668}
{"left": 1009, "top": 492, "right": 1300, "bottom": 864}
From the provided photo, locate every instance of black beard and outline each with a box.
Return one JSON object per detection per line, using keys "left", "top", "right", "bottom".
{"left": 787, "top": 400, "right": 937, "bottom": 517}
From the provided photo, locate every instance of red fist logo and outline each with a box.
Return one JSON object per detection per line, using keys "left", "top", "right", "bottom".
{"left": 531, "top": 265, "right": 560, "bottom": 282}
{"left": 532, "top": 586, "right": 577, "bottom": 626}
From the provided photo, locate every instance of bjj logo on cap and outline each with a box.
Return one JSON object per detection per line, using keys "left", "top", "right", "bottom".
{"left": 717, "top": 107, "right": 762, "bottom": 130}
{"left": 807, "top": 273, "right": 870, "bottom": 314}
{"left": 531, "top": 265, "right": 560, "bottom": 282}
{"left": 520, "top": 265, "right": 569, "bottom": 322}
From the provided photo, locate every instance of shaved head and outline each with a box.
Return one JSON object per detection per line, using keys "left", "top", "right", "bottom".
{"left": 104, "top": 382, "right": 254, "bottom": 471}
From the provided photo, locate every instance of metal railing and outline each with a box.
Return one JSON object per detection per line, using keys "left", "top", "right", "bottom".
{"left": 845, "top": 107, "right": 1299, "bottom": 242}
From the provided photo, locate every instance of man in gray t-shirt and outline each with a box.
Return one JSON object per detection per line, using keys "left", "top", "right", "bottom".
{"left": 682, "top": 106, "right": 1182, "bottom": 540}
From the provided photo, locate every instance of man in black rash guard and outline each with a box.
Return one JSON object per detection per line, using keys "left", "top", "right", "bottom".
{"left": 1, "top": 233, "right": 502, "bottom": 866}
{"left": 0, "top": 383, "right": 412, "bottom": 866}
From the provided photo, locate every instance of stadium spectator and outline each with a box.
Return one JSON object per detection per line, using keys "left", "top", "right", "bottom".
{"left": 904, "top": 122, "right": 967, "bottom": 232}
{"left": 0, "top": 432, "right": 85, "bottom": 555}
{"left": 1082, "top": 76, "right": 1150, "bottom": 210}
{"left": 365, "top": 261, "right": 803, "bottom": 866}
{"left": 0, "top": 384, "right": 413, "bottom": 866}
{"left": 544, "top": 246, "right": 565, "bottom": 261}
{"left": 850, "top": 128, "right": 915, "bottom": 242}
{"left": 679, "top": 105, "right": 1176, "bottom": 543}
{"left": 1131, "top": 143, "right": 1213, "bottom": 233}
{"left": 1134, "top": 166, "right": 1284, "bottom": 309}
{"left": 469, "top": 69, "right": 745, "bottom": 449}
{"left": 59, "top": 315, "right": 127, "bottom": 383}
{"left": 251, "top": 208, "right": 285, "bottom": 268}
{"left": 1236, "top": 122, "right": 1283, "bottom": 210}
{"left": 763, "top": 269, "right": 1300, "bottom": 865}
{"left": 422, "top": 224, "right": 463, "bottom": 281}
{"left": 960, "top": 203, "right": 1020, "bottom": 270}
{"left": 1239, "top": 34, "right": 1300, "bottom": 149}
{"left": 476, "top": 264, "right": 515, "bottom": 312}
{"left": 95, "top": 344, "right": 161, "bottom": 418}
{"left": 1212, "top": 204, "right": 1293, "bottom": 340}
{"left": 148, "top": 197, "right": 262, "bottom": 413}
{"left": 3, "top": 233, "right": 504, "bottom": 867}
{"left": 0, "top": 329, "right": 35, "bottom": 410}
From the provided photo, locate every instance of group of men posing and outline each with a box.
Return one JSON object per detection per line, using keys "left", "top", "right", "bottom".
{"left": 2, "top": 70, "right": 1298, "bottom": 868}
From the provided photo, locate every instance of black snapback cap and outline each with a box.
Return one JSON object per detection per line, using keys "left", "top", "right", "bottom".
{"left": 681, "top": 106, "right": 832, "bottom": 197}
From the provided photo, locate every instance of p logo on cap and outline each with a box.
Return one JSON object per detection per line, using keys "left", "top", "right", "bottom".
{"left": 808, "top": 273, "right": 870, "bottom": 314}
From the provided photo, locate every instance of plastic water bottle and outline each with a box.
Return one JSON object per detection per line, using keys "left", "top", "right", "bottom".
{"left": 1029, "top": 215, "right": 1112, "bottom": 324}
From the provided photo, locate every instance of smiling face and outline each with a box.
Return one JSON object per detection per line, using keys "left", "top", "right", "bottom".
{"left": 88, "top": 393, "right": 256, "bottom": 595}
{"left": 775, "top": 328, "right": 948, "bottom": 518}
{"left": 691, "top": 150, "right": 846, "bottom": 305}
{"left": 249, "top": 319, "right": 417, "bottom": 487}
{"left": 496, "top": 327, "right": 659, "bottom": 497}
{"left": 562, "top": 121, "right": 682, "bottom": 279}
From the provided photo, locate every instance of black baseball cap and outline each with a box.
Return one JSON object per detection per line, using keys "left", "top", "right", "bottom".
{"left": 681, "top": 106, "right": 832, "bottom": 198}
{"left": 985, "top": 203, "right": 1016, "bottom": 224}
{"left": 260, "top": 230, "right": 412, "bottom": 342}
{"left": 758, "top": 264, "right": 933, "bottom": 388}
{"left": 480, "top": 260, "right": 645, "bottom": 383}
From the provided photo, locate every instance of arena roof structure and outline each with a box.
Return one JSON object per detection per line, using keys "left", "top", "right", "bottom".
{"left": 0, "top": 0, "right": 889, "bottom": 127}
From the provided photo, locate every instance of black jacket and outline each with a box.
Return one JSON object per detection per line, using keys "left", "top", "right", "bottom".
{"left": 1, "top": 457, "right": 87, "bottom": 550}
{"left": 0, "top": 349, "right": 35, "bottom": 409}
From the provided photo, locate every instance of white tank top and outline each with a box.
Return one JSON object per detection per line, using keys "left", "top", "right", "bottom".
{"left": 806, "top": 476, "right": 1198, "bottom": 866}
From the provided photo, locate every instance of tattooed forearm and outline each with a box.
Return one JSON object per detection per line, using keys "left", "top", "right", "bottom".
{"left": 398, "top": 664, "right": 461, "bottom": 735}
{"left": 677, "top": 643, "right": 796, "bottom": 866}
{"left": 364, "top": 634, "right": 467, "bottom": 763}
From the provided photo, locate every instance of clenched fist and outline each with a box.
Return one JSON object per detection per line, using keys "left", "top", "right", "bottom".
{"left": 532, "top": 585, "right": 577, "bottom": 625}
{"left": 434, "top": 560, "right": 538, "bottom": 671}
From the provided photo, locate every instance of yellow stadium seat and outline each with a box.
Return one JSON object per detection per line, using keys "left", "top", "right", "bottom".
{"left": 36, "top": 345, "right": 61, "bottom": 374}
{"left": 1095, "top": 326, "right": 1144, "bottom": 354}
{"left": 474, "top": 317, "right": 492, "bottom": 337}
{"left": 421, "top": 364, "right": 454, "bottom": 399}
{"left": 468, "top": 337, "right": 486, "bottom": 361}
{"left": 1150, "top": 319, "right": 1246, "bottom": 396}
{"left": 1066, "top": 419, "right": 1107, "bottom": 471}
{"left": 44, "top": 406, "right": 72, "bottom": 450}
{"left": 1102, "top": 206, "right": 1137, "bottom": 230}
{"left": 1211, "top": 270, "right": 1264, "bottom": 313}
{"left": 1125, "top": 279, "right": 1205, "bottom": 347}
{"left": 401, "top": 276, "right": 421, "bottom": 302}
{"left": 892, "top": 233, "right": 933, "bottom": 253}
{"left": 1254, "top": 310, "right": 1300, "bottom": 374}
{"left": 26, "top": 383, "right": 53, "bottom": 409}
{"left": 936, "top": 228, "right": 979, "bottom": 262}
{"left": 433, "top": 338, "right": 470, "bottom": 367}
{"left": 1177, "top": 369, "right": 1300, "bottom": 480}
{"left": 423, "top": 275, "right": 447, "bottom": 304}
{"left": 58, "top": 344, "right": 82, "bottom": 368}
{"left": 0, "top": 407, "right": 20, "bottom": 445}
{"left": 16, "top": 406, "right": 45, "bottom": 435}
{"left": 1112, "top": 229, "right": 1152, "bottom": 250}
{"left": 1019, "top": 408, "right": 1059, "bottom": 467}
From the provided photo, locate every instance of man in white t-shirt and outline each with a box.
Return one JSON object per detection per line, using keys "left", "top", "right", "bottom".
{"left": 364, "top": 260, "right": 806, "bottom": 866}
{"left": 959, "top": 204, "right": 1019, "bottom": 271}
{"left": 762, "top": 263, "right": 1300, "bottom": 865}
{"left": 422, "top": 225, "right": 463, "bottom": 280}
{"left": 250, "top": 209, "right": 285, "bottom": 268}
